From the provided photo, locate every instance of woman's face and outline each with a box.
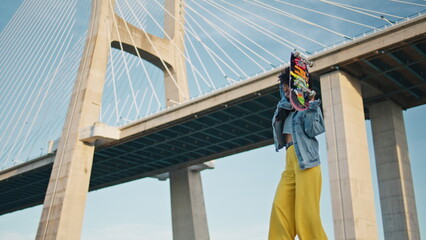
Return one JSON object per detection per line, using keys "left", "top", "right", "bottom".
{"left": 283, "top": 83, "right": 290, "bottom": 98}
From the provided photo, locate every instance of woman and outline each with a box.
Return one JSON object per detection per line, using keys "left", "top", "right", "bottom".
{"left": 269, "top": 70, "right": 327, "bottom": 240}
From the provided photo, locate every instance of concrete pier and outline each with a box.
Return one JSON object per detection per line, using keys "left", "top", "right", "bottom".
{"left": 320, "top": 70, "right": 378, "bottom": 240}
{"left": 170, "top": 167, "right": 210, "bottom": 240}
{"left": 369, "top": 100, "right": 420, "bottom": 240}
{"left": 162, "top": 1, "right": 210, "bottom": 239}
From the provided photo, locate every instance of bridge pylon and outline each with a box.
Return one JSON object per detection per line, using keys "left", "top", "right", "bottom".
{"left": 36, "top": 0, "right": 203, "bottom": 239}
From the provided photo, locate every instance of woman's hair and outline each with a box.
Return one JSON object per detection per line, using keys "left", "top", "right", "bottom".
{"left": 278, "top": 68, "right": 290, "bottom": 86}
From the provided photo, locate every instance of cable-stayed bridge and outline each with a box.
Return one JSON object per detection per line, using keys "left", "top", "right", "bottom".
{"left": 0, "top": 0, "right": 425, "bottom": 239}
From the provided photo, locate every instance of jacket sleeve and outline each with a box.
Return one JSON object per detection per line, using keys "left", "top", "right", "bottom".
{"left": 272, "top": 107, "right": 287, "bottom": 151}
{"left": 304, "top": 99, "right": 325, "bottom": 138}
{"left": 272, "top": 95, "right": 292, "bottom": 152}
{"left": 277, "top": 97, "right": 293, "bottom": 111}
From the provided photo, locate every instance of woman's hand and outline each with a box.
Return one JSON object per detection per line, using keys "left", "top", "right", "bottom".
{"left": 309, "top": 90, "right": 316, "bottom": 102}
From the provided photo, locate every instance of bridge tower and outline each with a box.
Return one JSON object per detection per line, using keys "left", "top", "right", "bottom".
{"left": 36, "top": 0, "right": 208, "bottom": 239}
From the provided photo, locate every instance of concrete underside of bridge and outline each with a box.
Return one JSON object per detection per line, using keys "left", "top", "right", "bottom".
{"left": 0, "top": 11, "right": 425, "bottom": 240}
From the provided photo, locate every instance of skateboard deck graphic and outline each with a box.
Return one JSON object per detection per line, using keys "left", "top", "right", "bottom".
{"left": 289, "top": 52, "right": 314, "bottom": 111}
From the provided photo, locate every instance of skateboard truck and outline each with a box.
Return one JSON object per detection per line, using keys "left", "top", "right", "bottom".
{"left": 294, "top": 78, "right": 315, "bottom": 96}
{"left": 293, "top": 51, "right": 314, "bottom": 67}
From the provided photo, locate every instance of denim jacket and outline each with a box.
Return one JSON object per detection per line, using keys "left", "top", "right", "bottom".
{"left": 272, "top": 84, "right": 325, "bottom": 170}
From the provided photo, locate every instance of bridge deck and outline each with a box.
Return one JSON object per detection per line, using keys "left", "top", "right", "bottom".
{"left": 1, "top": 15, "right": 425, "bottom": 215}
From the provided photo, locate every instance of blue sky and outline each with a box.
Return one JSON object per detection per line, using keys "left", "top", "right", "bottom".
{"left": 0, "top": 0, "right": 425, "bottom": 240}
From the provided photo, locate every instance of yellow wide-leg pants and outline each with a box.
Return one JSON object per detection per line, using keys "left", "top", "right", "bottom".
{"left": 268, "top": 145, "right": 327, "bottom": 240}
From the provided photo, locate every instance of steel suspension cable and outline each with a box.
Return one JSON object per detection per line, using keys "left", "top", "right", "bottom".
{"left": 3, "top": 6, "right": 77, "bottom": 161}
{"left": 0, "top": 0, "right": 76, "bottom": 155}
{"left": 184, "top": 16, "right": 229, "bottom": 83}
{"left": 247, "top": 0, "right": 353, "bottom": 40}
{"left": 110, "top": 0, "right": 142, "bottom": 118}
{"left": 199, "top": 0, "right": 308, "bottom": 52}
{"left": 15, "top": 26, "right": 75, "bottom": 162}
{"left": 179, "top": 27, "right": 215, "bottom": 90}
{"left": 133, "top": 0, "right": 217, "bottom": 98}
{"left": 217, "top": 0, "right": 328, "bottom": 49}
{"left": 151, "top": 0, "right": 248, "bottom": 80}
{"left": 191, "top": 1, "right": 267, "bottom": 71}
{"left": 0, "top": 0, "right": 72, "bottom": 115}
{"left": 127, "top": 0, "right": 186, "bottom": 105}
{"left": 114, "top": 0, "right": 164, "bottom": 108}
{"left": 186, "top": 4, "right": 252, "bottom": 77}
{"left": 18, "top": 33, "right": 86, "bottom": 161}
{"left": 185, "top": 11, "right": 247, "bottom": 79}
{"left": 320, "top": 0, "right": 406, "bottom": 20}
{"left": 273, "top": 0, "right": 378, "bottom": 30}
{"left": 0, "top": 0, "right": 59, "bottom": 102}
{"left": 0, "top": 0, "right": 43, "bottom": 69}
{"left": 202, "top": 0, "right": 282, "bottom": 64}
{"left": 183, "top": 29, "right": 212, "bottom": 93}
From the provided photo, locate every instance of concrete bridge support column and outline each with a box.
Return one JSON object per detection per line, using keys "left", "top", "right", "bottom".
{"left": 36, "top": 0, "right": 113, "bottom": 239}
{"left": 320, "top": 70, "right": 378, "bottom": 240}
{"left": 369, "top": 100, "right": 420, "bottom": 240}
{"left": 170, "top": 167, "right": 210, "bottom": 240}
{"left": 163, "top": 1, "right": 209, "bottom": 239}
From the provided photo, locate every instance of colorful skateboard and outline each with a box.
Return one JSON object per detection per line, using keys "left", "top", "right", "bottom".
{"left": 289, "top": 51, "right": 315, "bottom": 111}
